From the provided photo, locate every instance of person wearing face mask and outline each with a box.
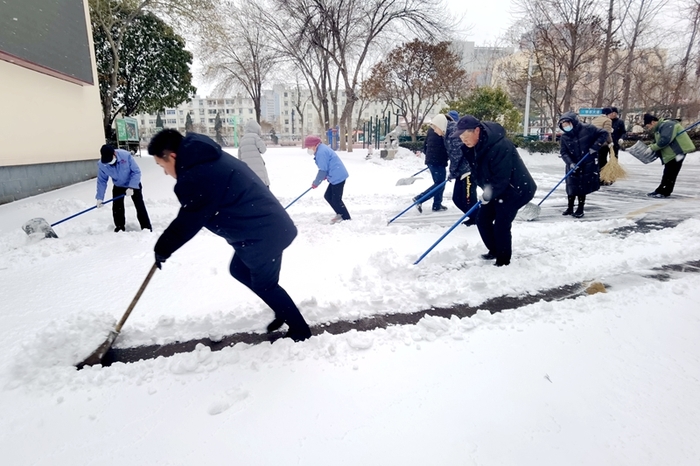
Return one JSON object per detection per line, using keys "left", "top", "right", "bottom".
{"left": 305, "top": 135, "right": 351, "bottom": 224}
{"left": 558, "top": 112, "right": 609, "bottom": 218}
{"left": 96, "top": 144, "right": 152, "bottom": 232}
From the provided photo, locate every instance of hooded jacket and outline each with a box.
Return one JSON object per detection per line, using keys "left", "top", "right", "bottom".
{"left": 312, "top": 143, "right": 349, "bottom": 186}
{"left": 154, "top": 133, "right": 297, "bottom": 268}
{"left": 648, "top": 119, "right": 696, "bottom": 164}
{"left": 95, "top": 149, "right": 142, "bottom": 200}
{"left": 558, "top": 112, "right": 608, "bottom": 196}
{"left": 470, "top": 121, "right": 536, "bottom": 207}
{"left": 237, "top": 120, "right": 270, "bottom": 186}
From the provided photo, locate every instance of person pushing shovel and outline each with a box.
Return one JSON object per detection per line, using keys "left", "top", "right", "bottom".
{"left": 148, "top": 129, "right": 312, "bottom": 342}
{"left": 96, "top": 145, "right": 152, "bottom": 232}
{"left": 452, "top": 115, "right": 536, "bottom": 267}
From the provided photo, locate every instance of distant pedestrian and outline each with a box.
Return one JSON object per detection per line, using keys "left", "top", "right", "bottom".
{"left": 609, "top": 107, "right": 626, "bottom": 155}
{"left": 446, "top": 110, "right": 460, "bottom": 122}
{"left": 148, "top": 129, "right": 312, "bottom": 342}
{"left": 305, "top": 135, "right": 351, "bottom": 224}
{"left": 591, "top": 108, "right": 614, "bottom": 177}
{"left": 558, "top": 112, "right": 608, "bottom": 218}
{"left": 643, "top": 113, "right": 696, "bottom": 198}
{"left": 453, "top": 115, "right": 537, "bottom": 266}
{"left": 238, "top": 119, "right": 270, "bottom": 186}
{"left": 413, "top": 114, "right": 449, "bottom": 213}
{"left": 96, "top": 144, "right": 152, "bottom": 232}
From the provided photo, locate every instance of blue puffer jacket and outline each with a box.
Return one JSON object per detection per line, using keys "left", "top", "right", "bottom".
{"left": 95, "top": 149, "right": 142, "bottom": 200}
{"left": 312, "top": 143, "right": 349, "bottom": 186}
{"left": 154, "top": 133, "right": 297, "bottom": 268}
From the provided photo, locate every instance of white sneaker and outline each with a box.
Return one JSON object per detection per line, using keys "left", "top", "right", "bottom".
{"left": 330, "top": 214, "right": 343, "bottom": 224}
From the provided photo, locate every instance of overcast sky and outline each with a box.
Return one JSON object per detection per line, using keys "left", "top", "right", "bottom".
{"left": 445, "top": 0, "right": 516, "bottom": 45}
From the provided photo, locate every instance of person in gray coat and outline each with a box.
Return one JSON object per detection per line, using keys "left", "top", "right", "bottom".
{"left": 238, "top": 119, "right": 270, "bottom": 186}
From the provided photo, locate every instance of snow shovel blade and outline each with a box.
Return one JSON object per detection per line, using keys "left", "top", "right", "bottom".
{"left": 22, "top": 218, "right": 58, "bottom": 239}
{"left": 517, "top": 202, "right": 541, "bottom": 221}
{"left": 76, "top": 330, "right": 118, "bottom": 370}
{"left": 627, "top": 141, "right": 658, "bottom": 164}
{"left": 395, "top": 176, "right": 422, "bottom": 186}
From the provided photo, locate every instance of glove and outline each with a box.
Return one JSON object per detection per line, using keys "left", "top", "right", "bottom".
{"left": 589, "top": 148, "right": 598, "bottom": 156}
{"left": 311, "top": 184, "right": 318, "bottom": 189}
{"left": 569, "top": 164, "right": 579, "bottom": 174}
{"left": 96, "top": 200, "right": 103, "bottom": 209}
{"left": 125, "top": 188, "right": 134, "bottom": 197}
{"left": 155, "top": 253, "right": 168, "bottom": 270}
{"left": 447, "top": 173, "right": 456, "bottom": 181}
{"left": 460, "top": 172, "right": 470, "bottom": 181}
{"left": 479, "top": 194, "right": 489, "bottom": 205}
{"left": 618, "top": 139, "right": 624, "bottom": 147}
{"left": 676, "top": 154, "right": 686, "bottom": 162}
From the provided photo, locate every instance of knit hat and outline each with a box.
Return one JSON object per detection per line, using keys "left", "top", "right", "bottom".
{"left": 610, "top": 107, "right": 618, "bottom": 114}
{"left": 304, "top": 135, "right": 322, "bottom": 148}
{"left": 451, "top": 115, "right": 481, "bottom": 137}
{"left": 643, "top": 113, "right": 658, "bottom": 126}
{"left": 100, "top": 144, "right": 115, "bottom": 163}
{"left": 429, "top": 114, "right": 447, "bottom": 132}
{"left": 447, "top": 110, "right": 460, "bottom": 122}
{"left": 601, "top": 107, "right": 612, "bottom": 115}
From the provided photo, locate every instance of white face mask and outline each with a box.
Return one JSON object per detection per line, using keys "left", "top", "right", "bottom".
{"left": 307, "top": 148, "right": 315, "bottom": 156}
{"left": 109, "top": 156, "right": 117, "bottom": 165}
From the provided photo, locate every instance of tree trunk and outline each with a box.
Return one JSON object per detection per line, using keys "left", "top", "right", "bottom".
{"left": 595, "top": 0, "right": 615, "bottom": 107}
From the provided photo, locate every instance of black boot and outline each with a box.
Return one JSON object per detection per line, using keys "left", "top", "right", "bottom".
{"left": 573, "top": 196, "right": 585, "bottom": 218}
{"left": 562, "top": 196, "right": 575, "bottom": 216}
{"left": 267, "top": 318, "right": 285, "bottom": 333}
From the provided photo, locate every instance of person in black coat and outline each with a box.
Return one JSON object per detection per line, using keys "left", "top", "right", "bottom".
{"left": 413, "top": 114, "right": 449, "bottom": 212}
{"left": 609, "top": 107, "right": 626, "bottom": 156}
{"left": 558, "top": 112, "right": 609, "bottom": 218}
{"left": 147, "top": 129, "right": 312, "bottom": 342}
{"left": 453, "top": 115, "right": 537, "bottom": 267}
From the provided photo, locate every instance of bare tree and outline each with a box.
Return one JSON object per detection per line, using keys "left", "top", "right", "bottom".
{"left": 363, "top": 40, "right": 467, "bottom": 141}
{"left": 619, "top": 0, "right": 667, "bottom": 121}
{"left": 669, "top": 0, "right": 700, "bottom": 118}
{"left": 595, "top": 0, "right": 629, "bottom": 106}
{"left": 197, "top": 0, "right": 278, "bottom": 123}
{"left": 514, "top": 0, "right": 606, "bottom": 131}
{"left": 261, "top": 0, "right": 449, "bottom": 151}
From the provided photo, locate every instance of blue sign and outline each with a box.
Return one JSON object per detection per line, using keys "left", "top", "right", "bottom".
{"left": 579, "top": 107, "right": 603, "bottom": 116}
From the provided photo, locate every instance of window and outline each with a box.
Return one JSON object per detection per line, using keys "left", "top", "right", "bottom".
{"left": 208, "top": 109, "right": 217, "bottom": 114}
{"left": 167, "top": 119, "right": 176, "bottom": 124}
{"left": 249, "top": 109, "right": 253, "bottom": 114}
{"left": 200, "top": 118, "right": 205, "bottom": 123}
{"left": 179, "top": 110, "right": 183, "bottom": 115}
{"left": 209, "top": 118, "right": 215, "bottom": 123}
{"left": 285, "top": 119, "right": 289, "bottom": 124}
{"left": 166, "top": 109, "right": 176, "bottom": 115}
{"left": 199, "top": 109, "right": 205, "bottom": 115}
{"left": 284, "top": 92, "right": 288, "bottom": 97}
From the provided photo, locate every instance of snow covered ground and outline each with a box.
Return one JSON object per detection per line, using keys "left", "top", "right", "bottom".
{"left": 1, "top": 144, "right": 699, "bottom": 465}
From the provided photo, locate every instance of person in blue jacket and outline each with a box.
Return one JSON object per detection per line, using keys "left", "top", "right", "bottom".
{"left": 148, "top": 129, "right": 312, "bottom": 342}
{"left": 96, "top": 145, "right": 152, "bottom": 232}
{"left": 305, "top": 135, "right": 351, "bottom": 224}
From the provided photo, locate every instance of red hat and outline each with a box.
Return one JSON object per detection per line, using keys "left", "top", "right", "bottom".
{"left": 304, "top": 135, "right": 322, "bottom": 148}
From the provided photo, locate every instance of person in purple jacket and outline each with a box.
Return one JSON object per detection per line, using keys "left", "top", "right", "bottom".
{"left": 96, "top": 145, "right": 152, "bottom": 232}
{"left": 148, "top": 129, "right": 312, "bottom": 342}
{"left": 305, "top": 135, "right": 351, "bottom": 224}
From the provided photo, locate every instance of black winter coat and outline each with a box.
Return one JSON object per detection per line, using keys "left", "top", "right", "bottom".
{"left": 154, "top": 133, "right": 297, "bottom": 268}
{"left": 471, "top": 121, "right": 537, "bottom": 208}
{"left": 611, "top": 117, "right": 626, "bottom": 144}
{"left": 446, "top": 121, "right": 471, "bottom": 179}
{"left": 421, "top": 128, "right": 448, "bottom": 167}
{"left": 559, "top": 112, "right": 608, "bottom": 196}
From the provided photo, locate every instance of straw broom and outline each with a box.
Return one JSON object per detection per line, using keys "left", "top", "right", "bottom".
{"left": 600, "top": 145, "right": 627, "bottom": 183}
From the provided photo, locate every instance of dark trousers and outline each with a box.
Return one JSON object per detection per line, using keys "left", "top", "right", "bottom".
{"left": 476, "top": 196, "right": 521, "bottom": 264}
{"left": 229, "top": 253, "right": 310, "bottom": 333}
{"left": 416, "top": 164, "right": 447, "bottom": 209}
{"left": 452, "top": 174, "right": 478, "bottom": 214}
{"left": 598, "top": 146, "right": 609, "bottom": 170}
{"left": 654, "top": 158, "right": 684, "bottom": 196}
{"left": 112, "top": 184, "right": 151, "bottom": 230}
{"left": 324, "top": 181, "right": 351, "bottom": 220}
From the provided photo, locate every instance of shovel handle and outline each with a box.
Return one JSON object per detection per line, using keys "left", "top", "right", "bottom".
{"left": 115, "top": 262, "right": 158, "bottom": 333}
{"left": 50, "top": 195, "right": 126, "bottom": 227}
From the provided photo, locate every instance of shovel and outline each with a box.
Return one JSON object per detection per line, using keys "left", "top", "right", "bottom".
{"left": 76, "top": 262, "right": 158, "bottom": 370}
{"left": 396, "top": 167, "right": 429, "bottom": 185}
{"left": 22, "top": 195, "right": 126, "bottom": 239}
{"left": 518, "top": 153, "right": 591, "bottom": 221}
